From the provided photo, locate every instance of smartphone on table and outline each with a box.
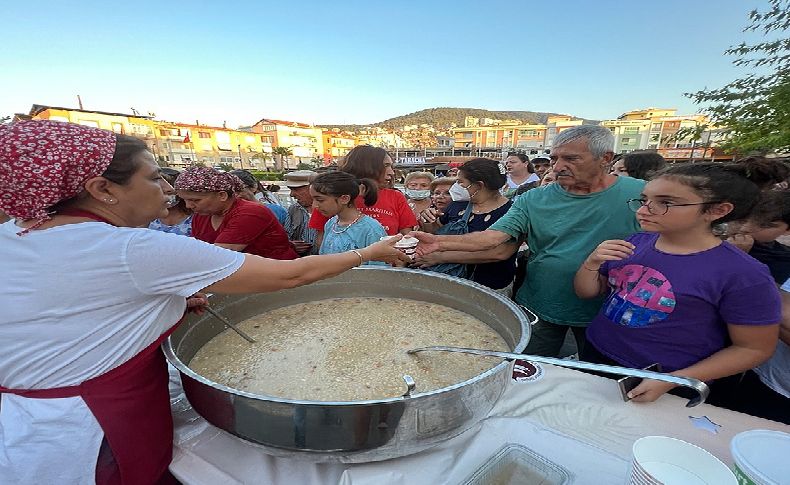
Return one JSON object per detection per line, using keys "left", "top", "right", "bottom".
{"left": 618, "top": 363, "right": 662, "bottom": 401}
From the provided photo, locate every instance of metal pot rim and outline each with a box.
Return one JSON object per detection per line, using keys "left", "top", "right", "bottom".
{"left": 164, "top": 267, "right": 529, "bottom": 406}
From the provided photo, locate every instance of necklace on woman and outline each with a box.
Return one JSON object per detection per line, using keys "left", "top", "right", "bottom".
{"left": 331, "top": 213, "right": 364, "bottom": 234}
{"left": 472, "top": 195, "right": 506, "bottom": 214}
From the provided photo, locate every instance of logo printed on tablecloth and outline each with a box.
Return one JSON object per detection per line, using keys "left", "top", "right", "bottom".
{"left": 604, "top": 264, "right": 676, "bottom": 327}
{"left": 512, "top": 359, "right": 544, "bottom": 382}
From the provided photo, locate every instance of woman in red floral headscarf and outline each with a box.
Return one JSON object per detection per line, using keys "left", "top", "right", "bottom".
{"left": 0, "top": 120, "right": 406, "bottom": 485}
{"left": 174, "top": 167, "right": 298, "bottom": 260}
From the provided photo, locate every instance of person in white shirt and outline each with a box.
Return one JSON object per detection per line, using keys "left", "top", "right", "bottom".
{"left": 728, "top": 277, "right": 790, "bottom": 424}
{"left": 0, "top": 120, "right": 407, "bottom": 485}
{"left": 502, "top": 153, "right": 540, "bottom": 199}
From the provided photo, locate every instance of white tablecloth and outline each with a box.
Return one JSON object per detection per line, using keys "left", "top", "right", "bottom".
{"left": 168, "top": 364, "right": 789, "bottom": 484}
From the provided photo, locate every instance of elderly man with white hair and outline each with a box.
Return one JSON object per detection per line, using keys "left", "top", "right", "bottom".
{"left": 413, "top": 125, "right": 644, "bottom": 357}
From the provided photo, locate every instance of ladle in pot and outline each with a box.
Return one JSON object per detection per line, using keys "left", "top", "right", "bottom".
{"left": 407, "top": 346, "right": 709, "bottom": 407}
{"left": 203, "top": 306, "right": 256, "bottom": 343}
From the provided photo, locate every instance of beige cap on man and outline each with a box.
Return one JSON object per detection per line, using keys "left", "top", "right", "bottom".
{"left": 283, "top": 170, "right": 317, "bottom": 188}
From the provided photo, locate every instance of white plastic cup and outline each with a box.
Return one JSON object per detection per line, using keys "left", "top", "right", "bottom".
{"left": 380, "top": 235, "right": 418, "bottom": 258}
{"left": 631, "top": 436, "right": 737, "bottom": 484}
{"left": 731, "top": 430, "right": 790, "bottom": 485}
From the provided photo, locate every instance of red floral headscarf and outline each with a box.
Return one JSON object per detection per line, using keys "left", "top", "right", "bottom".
{"left": 0, "top": 120, "right": 116, "bottom": 225}
{"left": 174, "top": 166, "right": 245, "bottom": 193}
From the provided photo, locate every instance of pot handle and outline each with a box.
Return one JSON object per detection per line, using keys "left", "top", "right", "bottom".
{"left": 518, "top": 305, "right": 540, "bottom": 326}
{"left": 409, "top": 346, "right": 710, "bottom": 408}
{"left": 401, "top": 375, "right": 416, "bottom": 397}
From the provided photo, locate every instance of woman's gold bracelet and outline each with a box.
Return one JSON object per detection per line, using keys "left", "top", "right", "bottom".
{"left": 583, "top": 263, "right": 600, "bottom": 272}
{"left": 350, "top": 249, "right": 365, "bottom": 267}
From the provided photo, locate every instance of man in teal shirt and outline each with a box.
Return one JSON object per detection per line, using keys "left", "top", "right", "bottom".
{"left": 413, "top": 125, "right": 644, "bottom": 357}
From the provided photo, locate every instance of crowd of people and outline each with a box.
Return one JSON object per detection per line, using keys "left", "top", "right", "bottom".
{"left": 411, "top": 125, "right": 788, "bottom": 423}
{"left": 0, "top": 119, "right": 788, "bottom": 483}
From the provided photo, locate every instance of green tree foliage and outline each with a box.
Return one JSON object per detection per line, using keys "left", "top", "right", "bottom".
{"left": 271, "top": 146, "right": 292, "bottom": 170}
{"left": 248, "top": 170, "right": 285, "bottom": 181}
{"left": 686, "top": 0, "right": 790, "bottom": 153}
{"left": 295, "top": 156, "right": 323, "bottom": 170}
{"left": 271, "top": 146, "right": 293, "bottom": 156}
{"left": 216, "top": 162, "right": 235, "bottom": 172}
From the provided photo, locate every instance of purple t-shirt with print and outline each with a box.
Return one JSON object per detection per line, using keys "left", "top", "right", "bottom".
{"left": 586, "top": 232, "right": 781, "bottom": 372}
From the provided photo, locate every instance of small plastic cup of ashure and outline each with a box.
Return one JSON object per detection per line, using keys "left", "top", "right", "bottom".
{"left": 630, "top": 436, "right": 737, "bottom": 485}
{"left": 730, "top": 429, "right": 790, "bottom": 485}
{"left": 380, "top": 235, "right": 419, "bottom": 258}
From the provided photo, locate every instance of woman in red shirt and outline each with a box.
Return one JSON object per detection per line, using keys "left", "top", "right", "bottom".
{"left": 309, "top": 145, "right": 417, "bottom": 247}
{"left": 175, "top": 167, "right": 298, "bottom": 260}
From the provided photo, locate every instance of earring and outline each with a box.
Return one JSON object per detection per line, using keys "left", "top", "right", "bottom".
{"left": 104, "top": 198, "right": 115, "bottom": 204}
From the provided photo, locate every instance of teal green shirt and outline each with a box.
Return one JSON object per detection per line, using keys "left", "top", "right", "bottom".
{"left": 491, "top": 176, "right": 645, "bottom": 326}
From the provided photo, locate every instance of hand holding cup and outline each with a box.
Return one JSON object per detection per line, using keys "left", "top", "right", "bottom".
{"left": 364, "top": 235, "right": 411, "bottom": 265}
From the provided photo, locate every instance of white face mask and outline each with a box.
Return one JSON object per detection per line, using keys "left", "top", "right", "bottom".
{"left": 449, "top": 182, "right": 471, "bottom": 202}
{"left": 405, "top": 188, "right": 431, "bottom": 200}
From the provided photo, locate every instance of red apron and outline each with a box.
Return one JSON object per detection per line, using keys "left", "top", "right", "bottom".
{"left": 0, "top": 210, "right": 182, "bottom": 484}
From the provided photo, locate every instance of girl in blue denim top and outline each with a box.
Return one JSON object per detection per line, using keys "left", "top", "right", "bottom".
{"left": 148, "top": 168, "right": 192, "bottom": 236}
{"left": 311, "top": 171, "right": 387, "bottom": 266}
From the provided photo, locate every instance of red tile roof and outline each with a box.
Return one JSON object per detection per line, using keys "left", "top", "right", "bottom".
{"left": 254, "top": 118, "right": 312, "bottom": 129}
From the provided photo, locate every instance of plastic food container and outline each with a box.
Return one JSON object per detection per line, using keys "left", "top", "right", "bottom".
{"left": 731, "top": 430, "right": 790, "bottom": 485}
{"left": 462, "top": 443, "right": 572, "bottom": 485}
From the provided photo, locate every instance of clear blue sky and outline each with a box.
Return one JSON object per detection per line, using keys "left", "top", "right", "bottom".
{"left": 0, "top": 0, "right": 771, "bottom": 127}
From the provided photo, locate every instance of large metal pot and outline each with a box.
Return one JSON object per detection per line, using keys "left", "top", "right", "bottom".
{"left": 164, "top": 267, "right": 530, "bottom": 462}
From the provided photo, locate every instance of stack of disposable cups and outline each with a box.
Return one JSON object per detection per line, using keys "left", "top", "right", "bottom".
{"left": 381, "top": 235, "right": 419, "bottom": 259}
{"left": 629, "top": 436, "right": 737, "bottom": 484}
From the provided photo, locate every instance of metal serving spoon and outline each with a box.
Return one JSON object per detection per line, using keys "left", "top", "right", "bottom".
{"left": 203, "top": 305, "right": 256, "bottom": 343}
{"left": 408, "top": 346, "right": 710, "bottom": 407}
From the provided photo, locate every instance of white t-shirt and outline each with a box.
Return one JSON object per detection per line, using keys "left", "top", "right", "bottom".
{"left": 505, "top": 173, "right": 540, "bottom": 188}
{"left": 753, "top": 279, "right": 790, "bottom": 398}
{"left": 0, "top": 220, "right": 244, "bottom": 484}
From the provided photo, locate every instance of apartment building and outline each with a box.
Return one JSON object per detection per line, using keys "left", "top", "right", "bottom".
{"left": 452, "top": 115, "right": 583, "bottom": 155}
{"left": 28, "top": 105, "right": 276, "bottom": 169}
{"left": 543, "top": 115, "right": 584, "bottom": 148}
{"left": 249, "top": 119, "right": 324, "bottom": 167}
{"left": 601, "top": 108, "right": 713, "bottom": 158}
{"left": 453, "top": 123, "right": 544, "bottom": 151}
{"left": 321, "top": 130, "right": 357, "bottom": 164}
{"left": 28, "top": 104, "right": 156, "bottom": 140}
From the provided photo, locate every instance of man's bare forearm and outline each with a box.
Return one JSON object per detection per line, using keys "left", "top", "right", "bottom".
{"left": 436, "top": 230, "right": 511, "bottom": 252}
{"left": 434, "top": 241, "right": 518, "bottom": 263}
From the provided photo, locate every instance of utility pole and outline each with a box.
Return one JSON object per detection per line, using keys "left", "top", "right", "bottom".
{"left": 167, "top": 131, "right": 174, "bottom": 166}
{"left": 152, "top": 127, "right": 162, "bottom": 164}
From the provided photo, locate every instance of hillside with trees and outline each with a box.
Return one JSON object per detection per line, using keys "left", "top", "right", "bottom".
{"left": 322, "top": 107, "right": 596, "bottom": 131}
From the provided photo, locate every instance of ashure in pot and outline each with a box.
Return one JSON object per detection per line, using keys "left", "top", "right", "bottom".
{"left": 164, "top": 267, "right": 531, "bottom": 462}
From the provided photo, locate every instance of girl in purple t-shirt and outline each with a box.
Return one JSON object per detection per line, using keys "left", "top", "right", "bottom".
{"left": 574, "top": 161, "right": 782, "bottom": 404}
